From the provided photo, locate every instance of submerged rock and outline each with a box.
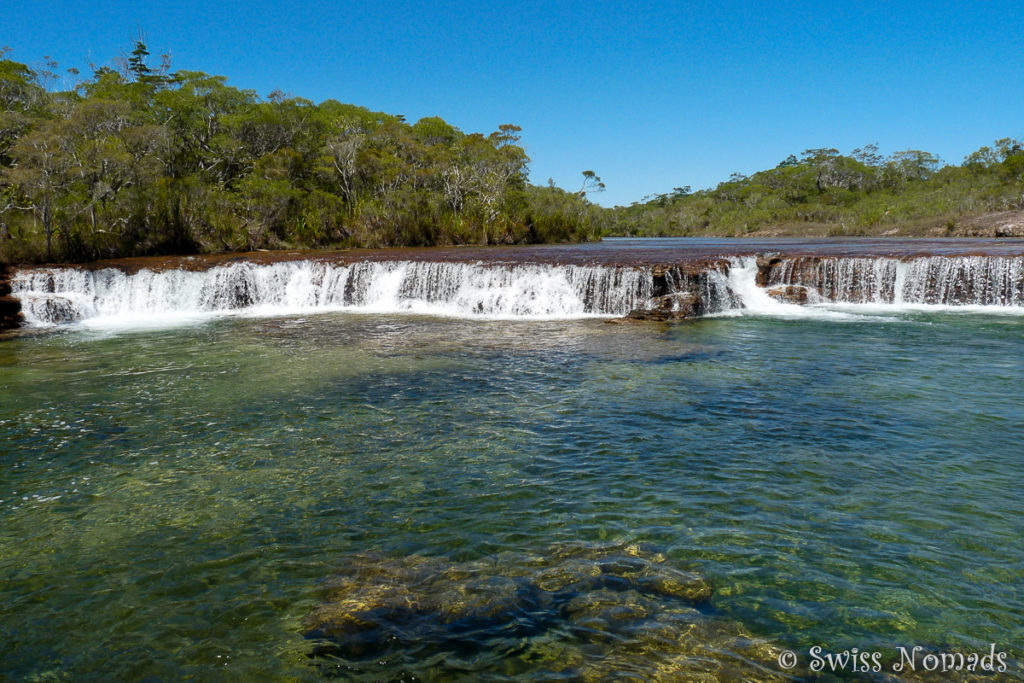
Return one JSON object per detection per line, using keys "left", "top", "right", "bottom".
{"left": 765, "top": 285, "right": 810, "bottom": 305}
{"left": 303, "top": 541, "right": 797, "bottom": 680}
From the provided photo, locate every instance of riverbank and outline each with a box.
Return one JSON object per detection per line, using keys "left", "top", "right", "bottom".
{"left": 734, "top": 208, "right": 1024, "bottom": 239}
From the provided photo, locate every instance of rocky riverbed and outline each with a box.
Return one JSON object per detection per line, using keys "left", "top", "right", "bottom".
{"left": 303, "top": 541, "right": 792, "bottom": 681}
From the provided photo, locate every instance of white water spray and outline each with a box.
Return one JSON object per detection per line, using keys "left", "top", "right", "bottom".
{"left": 770, "top": 255, "right": 1024, "bottom": 308}
{"left": 11, "top": 260, "right": 655, "bottom": 327}
{"left": 710, "top": 257, "right": 865, "bottom": 320}
{"left": 12, "top": 253, "right": 1024, "bottom": 328}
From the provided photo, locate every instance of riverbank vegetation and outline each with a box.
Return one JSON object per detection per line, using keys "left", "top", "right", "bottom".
{"left": 0, "top": 44, "right": 606, "bottom": 264}
{"left": 2, "top": 43, "right": 1022, "bottom": 265}
{"left": 607, "top": 142, "right": 1024, "bottom": 237}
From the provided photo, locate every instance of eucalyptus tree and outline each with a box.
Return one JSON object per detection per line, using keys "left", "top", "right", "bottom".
{"left": 3, "top": 118, "right": 79, "bottom": 259}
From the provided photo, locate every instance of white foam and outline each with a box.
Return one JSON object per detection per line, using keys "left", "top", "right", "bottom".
{"left": 721, "top": 255, "right": 1024, "bottom": 321}
{"left": 11, "top": 260, "right": 653, "bottom": 327}
{"left": 819, "top": 301, "right": 1024, "bottom": 317}
{"left": 717, "top": 257, "right": 874, "bottom": 321}
{"left": 12, "top": 253, "right": 1024, "bottom": 329}
{"left": 774, "top": 255, "right": 1024, "bottom": 306}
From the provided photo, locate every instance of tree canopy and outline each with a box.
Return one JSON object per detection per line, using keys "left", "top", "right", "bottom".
{"left": 0, "top": 42, "right": 605, "bottom": 263}
{"left": 607, "top": 140, "right": 1024, "bottom": 237}
{"left": 2, "top": 42, "right": 1021, "bottom": 262}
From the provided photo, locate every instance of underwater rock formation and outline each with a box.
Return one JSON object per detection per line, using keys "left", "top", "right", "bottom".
{"left": 303, "top": 542, "right": 793, "bottom": 681}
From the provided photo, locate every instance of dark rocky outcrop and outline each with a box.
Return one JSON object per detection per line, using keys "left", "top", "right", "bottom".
{"left": 0, "top": 264, "right": 23, "bottom": 332}
{"left": 609, "top": 291, "right": 704, "bottom": 323}
{"left": 22, "top": 294, "right": 79, "bottom": 324}
{"left": 650, "top": 265, "right": 670, "bottom": 297}
{"left": 755, "top": 253, "right": 783, "bottom": 287}
{"left": 955, "top": 209, "right": 1024, "bottom": 238}
{"left": 765, "top": 284, "right": 809, "bottom": 304}
{"left": 609, "top": 262, "right": 733, "bottom": 323}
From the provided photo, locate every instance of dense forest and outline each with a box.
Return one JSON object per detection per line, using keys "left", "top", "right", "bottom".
{"left": 607, "top": 141, "right": 1024, "bottom": 237}
{"left": 2, "top": 43, "right": 1022, "bottom": 265}
{"left": 0, "top": 43, "right": 607, "bottom": 264}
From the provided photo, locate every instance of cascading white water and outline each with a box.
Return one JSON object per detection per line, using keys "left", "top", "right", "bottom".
{"left": 11, "top": 260, "right": 654, "bottom": 326}
{"left": 686, "top": 256, "right": 860, "bottom": 319}
{"left": 664, "top": 264, "right": 738, "bottom": 314}
{"left": 12, "top": 253, "right": 1024, "bottom": 327}
{"left": 770, "top": 255, "right": 1024, "bottom": 306}
{"left": 721, "top": 257, "right": 810, "bottom": 315}
{"left": 662, "top": 254, "right": 1024, "bottom": 317}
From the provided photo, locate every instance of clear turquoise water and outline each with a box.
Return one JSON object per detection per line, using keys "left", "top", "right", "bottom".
{"left": 1, "top": 311, "right": 1022, "bottom": 679}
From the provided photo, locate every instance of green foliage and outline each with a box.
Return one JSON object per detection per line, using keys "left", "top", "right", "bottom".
{"left": 0, "top": 54, "right": 44, "bottom": 113}
{"left": 0, "top": 48, "right": 600, "bottom": 264}
{"left": 608, "top": 141, "right": 1024, "bottom": 237}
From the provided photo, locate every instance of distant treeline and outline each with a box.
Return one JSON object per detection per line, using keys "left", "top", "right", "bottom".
{"left": 0, "top": 43, "right": 606, "bottom": 264}
{"left": 3, "top": 44, "right": 1023, "bottom": 264}
{"left": 607, "top": 141, "right": 1024, "bottom": 237}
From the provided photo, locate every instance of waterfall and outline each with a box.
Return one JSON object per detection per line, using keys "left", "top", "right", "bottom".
{"left": 663, "top": 264, "right": 738, "bottom": 314}
{"left": 766, "top": 255, "right": 1024, "bottom": 307}
{"left": 12, "top": 252, "right": 1024, "bottom": 327}
{"left": 11, "top": 260, "right": 655, "bottom": 326}
{"left": 708, "top": 254, "right": 1024, "bottom": 316}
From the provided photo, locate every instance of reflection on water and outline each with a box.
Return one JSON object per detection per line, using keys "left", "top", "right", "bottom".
{"left": 1, "top": 311, "right": 1022, "bottom": 679}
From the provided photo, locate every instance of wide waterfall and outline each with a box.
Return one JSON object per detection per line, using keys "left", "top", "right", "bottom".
{"left": 11, "top": 260, "right": 655, "bottom": 326}
{"left": 763, "top": 255, "right": 1024, "bottom": 306}
{"left": 11, "top": 252, "right": 1024, "bottom": 327}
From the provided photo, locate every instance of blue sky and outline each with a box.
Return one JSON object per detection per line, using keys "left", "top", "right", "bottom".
{"left": 5, "top": 0, "right": 1023, "bottom": 206}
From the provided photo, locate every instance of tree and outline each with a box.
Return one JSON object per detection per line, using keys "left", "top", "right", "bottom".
{"left": 120, "top": 37, "right": 170, "bottom": 89}
{"left": 2, "top": 41, "right": 610, "bottom": 262}
{"left": 471, "top": 133, "right": 528, "bottom": 243}
{"left": 152, "top": 71, "right": 257, "bottom": 182}
{"left": 488, "top": 123, "right": 522, "bottom": 148}
{"left": 578, "top": 170, "right": 605, "bottom": 197}
{"left": 884, "top": 150, "right": 940, "bottom": 187}
{"left": 411, "top": 116, "right": 460, "bottom": 146}
{"left": 0, "top": 52, "right": 44, "bottom": 112}
{"left": 964, "top": 138, "right": 1024, "bottom": 169}
{"left": 851, "top": 143, "right": 882, "bottom": 167}
{"left": 319, "top": 131, "right": 365, "bottom": 210}
{"left": 3, "top": 120, "right": 79, "bottom": 259}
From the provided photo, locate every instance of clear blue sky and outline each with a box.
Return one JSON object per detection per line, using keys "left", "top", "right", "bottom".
{"left": 5, "top": 0, "right": 1023, "bottom": 206}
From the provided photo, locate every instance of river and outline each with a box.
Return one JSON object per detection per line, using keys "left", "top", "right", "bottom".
{"left": 2, "top": 239, "right": 1022, "bottom": 679}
